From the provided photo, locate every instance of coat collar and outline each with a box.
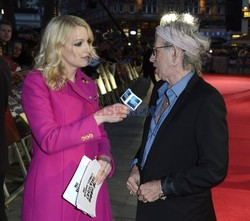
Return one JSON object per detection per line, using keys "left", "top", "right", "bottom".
{"left": 66, "top": 69, "right": 94, "bottom": 103}
{"left": 153, "top": 73, "right": 200, "bottom": 143}
{"left": 139, "top": 73, "right": 201, "bottom": 164}
{"left": 143, "top": 73, "right": 199, "bottom": 140}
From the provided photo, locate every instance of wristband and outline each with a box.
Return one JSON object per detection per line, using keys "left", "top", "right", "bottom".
{"left": 159, "top": 180, "right": 167, "bottom": 200}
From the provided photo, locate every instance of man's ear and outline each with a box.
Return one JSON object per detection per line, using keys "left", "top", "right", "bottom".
{"left": 171, "top": 45, "right": 182, "bottom": 66}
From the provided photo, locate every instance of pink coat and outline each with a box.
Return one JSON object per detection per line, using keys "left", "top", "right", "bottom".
{"left": 21, "top": 69, "right": 114, "bottom": 221}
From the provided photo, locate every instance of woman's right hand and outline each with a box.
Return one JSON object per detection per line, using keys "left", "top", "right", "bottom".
{"left": 94, "top": 103, "right": 130, "bottom": 125}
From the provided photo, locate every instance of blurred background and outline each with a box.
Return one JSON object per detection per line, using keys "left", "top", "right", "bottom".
{"left": 1, "top": 0, "right": 250, "bottom": 75}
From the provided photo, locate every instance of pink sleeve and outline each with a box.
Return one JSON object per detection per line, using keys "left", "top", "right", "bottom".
{"left": 97, "top": 124, "right": 115, "bottom": 177}
{"left": 21, "top": 72, "right": 102, "bottom": 155}
{"left": 91, "top": 81, "right": 114, "bottom": 176}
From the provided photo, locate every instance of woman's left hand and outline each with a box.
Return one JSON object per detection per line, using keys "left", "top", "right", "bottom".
{"left": 95, "top": 155, "right": 112, "bottom": 185}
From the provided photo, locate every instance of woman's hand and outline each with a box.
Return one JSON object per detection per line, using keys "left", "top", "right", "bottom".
{"left": 95, "top": 155, "right": 112, "bottom": 185}
{"left": 94, "top": 103, "right": 130, "bottom": 125}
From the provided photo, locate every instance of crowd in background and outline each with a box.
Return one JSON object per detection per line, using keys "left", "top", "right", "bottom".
{"left": 1, "top": 19, "right": 250, "bottom": 117}
{"left": 0, "top": 16, "right": 248, "bottom": 221}
{"left": 1, "top": 20, "right": 250, "bottom": 93}
{"left": 0, "top": 20, "right": 151, "bottom": 117}
{"left": 0, "top": 20, "right": 148, "bottom": 86}
{"left": 206, "top": 47, "right": 250, "bottom": 74}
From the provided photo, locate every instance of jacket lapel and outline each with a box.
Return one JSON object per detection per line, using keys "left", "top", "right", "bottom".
{"left": 153, "top": 73, "right": 200, "bottom": 146}
{"left": 140, "top": 74, "right": 201, "bottom": 165}
{"left": 138, "top": 80, "right": 165, "bottom": 164}
{"left": 69, "top": 82, "right": 91, "bottom": 102}
{"left": 67, "top": 70, "right": 93, "bottom": 104}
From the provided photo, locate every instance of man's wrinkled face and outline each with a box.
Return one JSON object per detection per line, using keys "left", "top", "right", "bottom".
{"left": 0, "top": 24, "right": 12, "bottom": 43}
{"left": 149, "top": 35, "right": 173, "bottom": 81}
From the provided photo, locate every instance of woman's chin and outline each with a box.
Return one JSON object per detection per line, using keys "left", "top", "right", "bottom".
{"left": 81, "top": 57, "right": 91, "bottom": 66}
{"left": 80, "top": 60, "right": 89, "bottom": 67}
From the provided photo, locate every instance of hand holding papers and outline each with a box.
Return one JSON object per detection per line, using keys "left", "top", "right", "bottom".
{"left": 120, "top": 88, "right": 142, "bottom": 111}
{"left": 63, "top": 156, "right": 102, "bottom": 217}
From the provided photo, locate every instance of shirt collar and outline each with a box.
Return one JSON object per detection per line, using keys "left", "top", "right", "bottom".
{"left": 157, "top": 71, "right": 194, "bottom": 98}
{"left": 157, "top": 82, "right": 168, "bottom": 98}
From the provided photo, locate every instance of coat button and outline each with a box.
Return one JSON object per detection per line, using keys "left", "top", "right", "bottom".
{"left": 89, "top": 96, "right": 92, "bottom": 100}
{"left": 81, "top": 136, "right": 86, "bottom": 141}
{"left": 82, "top": 79, "right": 90, "bottom": 84}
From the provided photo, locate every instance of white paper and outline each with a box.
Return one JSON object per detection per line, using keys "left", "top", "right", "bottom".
{"left": 63, "top": 156, "right": 91, "bottom": 206}
{"left": 76, "top": 159, "right": 102, "bottom": 217}
{"left": 63, "top": 156, "right": 103, "bottom": 217}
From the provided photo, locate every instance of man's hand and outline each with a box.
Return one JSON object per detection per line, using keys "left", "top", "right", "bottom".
{"left": 127, "top": 165, "right": 140, "bottom": 196}
{"left": 137, "top": 180, "right": 162, "bottom": 203}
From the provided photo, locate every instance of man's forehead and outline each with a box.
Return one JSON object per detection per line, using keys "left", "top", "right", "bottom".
{"left": 155, "top": 36, "right": 164, "bottom": 45}
{"left": 0, "top": 24, "right": 12, "bottom": 30}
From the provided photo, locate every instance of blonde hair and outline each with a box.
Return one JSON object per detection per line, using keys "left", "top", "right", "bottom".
{"left": 160, "top": 12, "right": 210, "bottom": 74}
{"left": 34, "top": 15, "right": 98, "bottom": 90}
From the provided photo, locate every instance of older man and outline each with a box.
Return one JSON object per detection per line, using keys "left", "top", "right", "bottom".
{"left": 127, "top": 12, "right": 228, "bottom": 221}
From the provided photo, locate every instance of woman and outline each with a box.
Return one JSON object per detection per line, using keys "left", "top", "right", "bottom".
{"left": 11, "top": 40, "right": 22, "bottom": 66}
{"left": 21, "top": 15, "right": 129, "bottom": 221}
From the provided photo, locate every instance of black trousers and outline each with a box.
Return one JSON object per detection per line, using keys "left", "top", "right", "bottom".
{"left": 0, "top": 173, "right": 8, "bottom": 221}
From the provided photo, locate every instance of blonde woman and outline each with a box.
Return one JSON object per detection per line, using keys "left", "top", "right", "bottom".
{"left": 21, "top": 15, "right": 129, "bottom": 221}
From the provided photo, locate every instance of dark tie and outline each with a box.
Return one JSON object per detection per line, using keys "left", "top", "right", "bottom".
{"left": 155, "top": 95, "right": 170, "bottom": 124}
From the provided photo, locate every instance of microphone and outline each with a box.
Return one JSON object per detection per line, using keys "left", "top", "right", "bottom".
{"left": 131, "top": 77, "right": 151, "bottom": 99}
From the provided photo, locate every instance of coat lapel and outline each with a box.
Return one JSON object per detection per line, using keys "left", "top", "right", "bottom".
{"left": 67, "top": 70, "right": 93, "bottom": 104}
{"left": 138, "top": 80, "right": 165, "bottom": 164}
{"left": 140, "top": 74, "right": 201, "bottom": 165}
{"left": 68, "top": 82, "right": 91, "bottom": 102}
{"left": 153, "top": 74, "right": 201, "bottom": 146}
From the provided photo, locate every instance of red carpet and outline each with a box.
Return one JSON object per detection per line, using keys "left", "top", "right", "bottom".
{"left": 203, "top": 74, "right": 250, "bottom": 221}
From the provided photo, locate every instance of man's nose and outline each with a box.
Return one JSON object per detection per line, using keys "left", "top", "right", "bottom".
{"left": 149, "top": 54, "right": 155, "bottom": 63}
